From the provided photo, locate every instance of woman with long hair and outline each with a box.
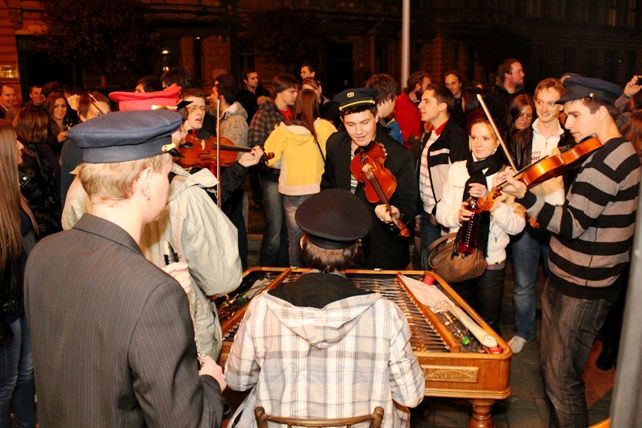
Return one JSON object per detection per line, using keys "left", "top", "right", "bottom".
{"left": 44, "top": 92, "right": 73, "bottom": 157}
{"left": 13, "top": 105, "right": 62, "bottom": 237}
{"left": 264, "top": 89, "right": 337, "bottom": 267}
{"left": 435, "top": 117, "right": 525, "bottom": 333}
{"left": 0, "top": 120, "right": 37, "bottom": 428}
{"left": 505, "top": 93, "right": 535, "bottom": 137}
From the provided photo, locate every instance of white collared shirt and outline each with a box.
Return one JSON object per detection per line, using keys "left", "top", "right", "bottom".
{"left": 530, "top": 119, "right": 565, "bottom": 205}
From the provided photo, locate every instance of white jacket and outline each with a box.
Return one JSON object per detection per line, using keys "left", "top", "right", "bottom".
{"left": 435, "top": 160, "right": 525, "bottom": 265}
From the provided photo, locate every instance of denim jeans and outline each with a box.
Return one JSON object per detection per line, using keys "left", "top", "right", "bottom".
{"left": 0, "top": 316, "right": 36, "bottom": 428}
{"left": 259, "top": 176, "right": 288, "bottom": 266}
{"left": 451, "top": 267, "right": 506, "bottom": 334}
{"left": 511, "top": 231, "right": 549, "bottom": 341}
{"left": 419, "top": 211, "right": 444, "bottom": 271}
{"left": 540, "top": 280, "right": 618, "bottom": 428}
{"left": 282, "top": 194, "right": 312, "bottom": 268}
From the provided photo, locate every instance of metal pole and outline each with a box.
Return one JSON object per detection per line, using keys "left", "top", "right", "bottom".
{"left": 401, "top": 0, "right": 410, "bottom": 88}
{"left": 610, "top": 182, "right": 642, "bottom": 426}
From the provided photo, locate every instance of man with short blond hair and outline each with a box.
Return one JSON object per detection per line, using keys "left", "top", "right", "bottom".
{"left": 507, "top": 77, "right": 575, "bottom": 354}
{"left": 26, "top": 110, "right": 227, "bottom": 428}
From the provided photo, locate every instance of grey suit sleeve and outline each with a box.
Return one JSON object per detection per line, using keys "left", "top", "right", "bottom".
{"left": 129, "top": 280, "right": 224, "bottom": 428}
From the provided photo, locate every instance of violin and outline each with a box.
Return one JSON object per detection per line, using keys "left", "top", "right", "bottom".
{"left": 176, "top": 132, "right": 273, "bottom": 171}
{"left": 478, "top": 136, "right": 603, "bottom": 211}
{"left": 350, "top": 142, "right": 411, "bottom": 238}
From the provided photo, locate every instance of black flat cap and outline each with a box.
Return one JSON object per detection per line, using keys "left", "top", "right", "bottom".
{"left": 333, "top": 88, "right": 378, "bottom": 112}
{"left": 69, "top": 110, "right": 182, "bottom": 163}
{"left": 557, "top": 74, "right": 622, "bottom": 105}
{"left": 295, "top": 189, "right": 372, "bottom": 249}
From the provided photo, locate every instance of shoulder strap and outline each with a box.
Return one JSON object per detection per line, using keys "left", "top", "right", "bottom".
{"left": 313, "top": 137, "right": 326, "bottom": 163}
{"left": 427, "top": 232, "right": 456, "bottom": 252}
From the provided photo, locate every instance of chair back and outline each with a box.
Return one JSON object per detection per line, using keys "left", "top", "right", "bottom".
{"left": 254, "top": 406, "right": 384, "bottom": 428}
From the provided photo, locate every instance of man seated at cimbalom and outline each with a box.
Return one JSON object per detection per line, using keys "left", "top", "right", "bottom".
{"left": 225, "top": 189, "right": 425, "bottom": 427}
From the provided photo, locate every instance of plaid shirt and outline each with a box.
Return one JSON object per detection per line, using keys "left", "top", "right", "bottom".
{"left": 248, "top": 99, "right": 284, "bottom": 148}
{"left": 225, "top": 291, "right": 425, "bottom": 427}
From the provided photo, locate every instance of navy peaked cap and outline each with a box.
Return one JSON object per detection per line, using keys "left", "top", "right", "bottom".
{"left": 69, "top": 110, "right": 182, "bottom": 163}
{"left": 557, "top": 74, "right": 622, "bottom": 104}
{"left": 295, "top": 189, "right": 372, "bottom": 249}
{"left": 333, "top": 88, "right": 378, "bottom": 112}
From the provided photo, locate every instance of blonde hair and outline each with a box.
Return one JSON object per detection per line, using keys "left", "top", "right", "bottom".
{"left": 79, "top": 153, "right": 169, "bottom": 201}
{"left": 0, "top": 121, "right": 36, "bottom": 266}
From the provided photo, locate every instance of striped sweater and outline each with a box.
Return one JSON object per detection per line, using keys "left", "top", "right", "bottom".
{"left": 517, "top": 137, "right": 641, "bottom": 299}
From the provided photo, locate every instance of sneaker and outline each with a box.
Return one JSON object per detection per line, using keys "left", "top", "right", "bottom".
{"left": 508, "top": 336, "right": 528, "bottom": 354}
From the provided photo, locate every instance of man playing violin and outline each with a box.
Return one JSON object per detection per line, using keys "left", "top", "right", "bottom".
{"left": 498, "top": 74, "right": 641, "bottom": 428}
{"left": 321, "top": 88, "right": 417, "bottom": 269}
{"left": 507, "top": 78, "right": 575, "bottom": 354}
{"left": 174, "top": 88, "right": 264, "bottom": 269}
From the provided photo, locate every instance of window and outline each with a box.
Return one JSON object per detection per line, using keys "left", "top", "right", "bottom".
{"left": 626, "top": 0, "right": 637, "bottom": 28}
{"left": 522, "top": 0, "right": 542, "bottom": 16}
{"left": 607, "top": 0, "right": 617, "bottom": 26}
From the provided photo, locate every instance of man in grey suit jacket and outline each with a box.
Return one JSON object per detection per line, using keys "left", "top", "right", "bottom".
{"left": 25, "top": 110, "right": 226, "bottom": 427}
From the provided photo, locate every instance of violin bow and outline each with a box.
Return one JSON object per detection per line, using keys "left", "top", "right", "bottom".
{"left": 215, "top": 99, "right": 222, "bottom": 208}
{"left": 476, "top": 93, "right": 518, "bottom": 171}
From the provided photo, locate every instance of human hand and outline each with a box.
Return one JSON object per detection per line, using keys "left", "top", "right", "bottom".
{"left": 623, "top": 75, "right": 642, "bottom": 98}
{"left": 257, "top": 96, "right": 271, "bottom": 106}
{"left": 238, "top": 146, "right": 264, "bottom": 167}
{"left": 467, "top": 182, "right": 488, "bottom": 199}
{"left": 171, "top": 128, "right": 187, "bottom": 146}
{"left": 458, "top": 202, "right": 474, "bottom": 224}
{"left": 375, "top": 204, "right": 399, "bottom": 224}
{"left": 57, "top": 131, "right": 68, "bottom": 143}
{"left": 496, "top": 168, "right": 527, "bottom": 199}
{"left": 162, "top": 262, "right": 192, "bottom": 296}
{"left": 199, "top": 355, "right": 227, "bottom": 391}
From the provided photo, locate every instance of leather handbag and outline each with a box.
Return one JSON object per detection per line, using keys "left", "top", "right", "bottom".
{"left": 427, "top": 233, "right": 487, "bottom": 283}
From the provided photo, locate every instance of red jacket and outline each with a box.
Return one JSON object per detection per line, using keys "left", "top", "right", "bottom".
{"left": 394, "top": 92, "right": 421, "bottom": 148}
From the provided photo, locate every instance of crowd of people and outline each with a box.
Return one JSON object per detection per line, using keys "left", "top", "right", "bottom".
{"left": 1, "top": 58, "right": 641, "bottom": 427}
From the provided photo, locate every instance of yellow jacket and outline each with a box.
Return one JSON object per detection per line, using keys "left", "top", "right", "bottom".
{"left": 265, "top": 118, "right": 337, "bottom": 195}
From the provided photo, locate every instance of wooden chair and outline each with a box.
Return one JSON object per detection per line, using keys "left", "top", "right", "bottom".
{"left": 254, "top": 406, "right": 384, "bottom": 428}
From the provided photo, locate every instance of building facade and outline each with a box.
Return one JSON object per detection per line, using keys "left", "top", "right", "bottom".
{"left": 1, "top": 0, "right": 640, "bottom": 100}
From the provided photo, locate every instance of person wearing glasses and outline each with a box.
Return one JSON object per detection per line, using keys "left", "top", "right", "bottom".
{"left": 506, "top": 78, "right": 575, "bottom": 354}
{"left": 173, "top": 88, "right": 263, "bottom": 270}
